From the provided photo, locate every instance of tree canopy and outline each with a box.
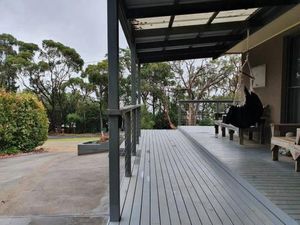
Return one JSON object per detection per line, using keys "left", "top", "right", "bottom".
{"left": 0, "top": 33, "right": 241, "bottom": 131}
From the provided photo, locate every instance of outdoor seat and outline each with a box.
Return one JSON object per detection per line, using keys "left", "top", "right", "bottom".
{"left": 214, "top": 107, "right": 268, "bottom": 145}
{"left": 271, "top": 123, "right": 300, "bottom": 172}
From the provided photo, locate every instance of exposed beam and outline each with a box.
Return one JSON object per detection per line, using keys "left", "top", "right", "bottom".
{"left": 119, "top": 1, "right": 135, "bottom": 48}
{"left": 126, "top": 0, "right": 300, "bottom": 18}
{"left": 136, "top": 34, "right": 243, "bottom": 50}
{"left": 138, "top": 45, "right": 227, "bottom": 59}
{"left": 139, "top": 51, "right": 223, "bottom": 63}
{"left": 135, "top": 21, "right": 246, "bottom": 38}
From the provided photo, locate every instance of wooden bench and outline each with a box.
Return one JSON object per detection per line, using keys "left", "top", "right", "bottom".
{"left": 214, "top": 113, "right": 265, "bottom": 145}
{"left": 271, "top": 123, "right": 300, "bottom": 172}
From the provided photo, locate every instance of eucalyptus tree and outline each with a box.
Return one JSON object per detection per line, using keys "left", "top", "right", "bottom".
{"left": 82, "top": 60, "right": 109, "bottom": 134}
{"left": 63, "top": 77, "right": 94, "bottom": 131}
{"left": 140, "top": 62, "right": 176, "bottom": 128}
{"left": 14, "top": 40, "right": 84, "bottom": 131}
{"left": 170, "top": 55, "right": 240, "bottom": 125}
{"left": 0, "top": 34, "right": 21, "bottom": 91}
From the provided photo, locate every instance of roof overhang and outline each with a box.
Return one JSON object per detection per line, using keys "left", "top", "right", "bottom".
{"left": 228, "top": 4, "right": 300, "bottom": 54}
{"left": 119, "top": 0, "right": 300, "bottom": 63}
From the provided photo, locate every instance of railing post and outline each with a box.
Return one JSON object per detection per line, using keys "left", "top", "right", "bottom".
{"left": 137, "top": 63, "right": 141, "bottom": 142}
{"left": 137, "top": 107, "right": 141, "bottom": 141}
{"left": 107, "top": 0, "right": 120, "bottom": 221}
{"left": 178, "top": 102, "right": 182, "bottom": 126}
{"left": 124, "top": 111, "right": 131, "bottom": 177}
{"left": 132, "top": 108, "right": 137, "bottom": 156}
{"left": 216, "top": 102, "right": 220, "bottom": 114}
{"left": 131, "top": 47, "right": 137, "bottom": 155}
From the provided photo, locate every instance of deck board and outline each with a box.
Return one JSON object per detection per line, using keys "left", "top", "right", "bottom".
{"left": 109, "top": 129, "right": 297, "bottom": 225}
{"left": 179, "top": 126, "right": 300, "bottom": 224}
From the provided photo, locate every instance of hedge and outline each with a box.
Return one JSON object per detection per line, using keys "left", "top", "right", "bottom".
{"left": 0, "top": 91, "right": 49, "bottom": 153}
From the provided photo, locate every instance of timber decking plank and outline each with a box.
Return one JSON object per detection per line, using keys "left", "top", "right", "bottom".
{"left": 180, "top": 127, "right": 293, "bottom": 225}
{"left": 179, "top": 128, "right": 291, "bottom": 225}
{"left": 129, "top": 130, "right": 147, "bottom": 225}
{"left": 164, "top": 132, "right": 213, "bottom": 225}
{"left": 170, "top": 131, "right": 270, "bottom": 225}
{"left": 155, "top": 131, "right": 182, "bottom": 225}
{"left": 159, "top": 131, "right": 201, "bottom": 225}
{"left": 149, "top": 131, "right": 160, "bottom": 225}
{"left": 152, "top": 130, "right": 172, "bottom": 225}
{"left": 178, "top": 126, "right": 300, "bottom": 224}
{"left": 158, "top": 132, "right": 193, "bottom": 225}
{"left": 166, "top": 131, "right": 259, "bottom": 225}
{"left": 109, "top": 129, "right": 297, "bottom": 225}
{"left": 119, "top": 132, "right": 145, "bottom": 225}
{"left": 140, "top": 130, "right": 151, "bottom": 225}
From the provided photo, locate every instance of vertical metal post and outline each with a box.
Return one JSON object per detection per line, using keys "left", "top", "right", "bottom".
{"left": 107, "top": 0, "right": 120, "bottom": 221}
{"left": 131, "top": 48, "right": 137, "bottom": 156}
{"left": 216, "top": 102, "right": 220, "bottom": 114}
{"left": 137, "top": 63, "right": 141, "bottom": 142}
{"left": 178, "top": 102, "right": 181, "bottom": 126}
{"left": 124, "top": 112, "right": 131, "bottom": 177}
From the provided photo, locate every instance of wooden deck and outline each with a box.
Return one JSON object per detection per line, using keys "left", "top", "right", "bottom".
{"left": 109, "top": 129, "right": 296, "bottom": 225}
{"left": 180, "top": 126, "right": 300, "bottom": 224}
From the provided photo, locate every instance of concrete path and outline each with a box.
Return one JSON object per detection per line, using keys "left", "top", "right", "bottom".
{"left": 0, "top": 140, "right": 110, "bottom": 225}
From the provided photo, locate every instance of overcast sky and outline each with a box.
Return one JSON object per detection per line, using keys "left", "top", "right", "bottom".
{"left": 0, "top": 0, "right": 128, "bottom": 64}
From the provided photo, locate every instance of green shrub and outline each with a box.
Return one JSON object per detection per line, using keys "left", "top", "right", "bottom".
{"left": 0, "top": 90, "right": 49, "bottom": 153}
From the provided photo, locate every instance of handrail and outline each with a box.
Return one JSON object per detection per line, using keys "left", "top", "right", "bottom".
{"left": 177, "top": 99, "right": 234, "bottom": 126}
{"left": 178, "top": 99, "right": 234, "bottom": 104}
{"left": 107, "top": 104, "right": 142, "bottom": 115}
{"left": 120, "top": 104, "right": 142, "bottom": 114}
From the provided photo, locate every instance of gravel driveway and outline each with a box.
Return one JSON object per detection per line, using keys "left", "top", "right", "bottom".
{"left": 0, "top": 137, "right": 111, "bottom": 225}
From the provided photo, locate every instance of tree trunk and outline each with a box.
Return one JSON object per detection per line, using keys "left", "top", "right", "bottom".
{"left": 162, "top": 97, "right": 176, "bottom": 129}
{"left": 187, "top": 103, "right": 197, "bottom": 125}
{"left": 99, "top": 101, "right": 104, "bottom": 135}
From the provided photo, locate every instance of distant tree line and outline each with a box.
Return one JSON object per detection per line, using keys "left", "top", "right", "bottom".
{"left": 0, "top": 33, "right": 240, "bottom": 132}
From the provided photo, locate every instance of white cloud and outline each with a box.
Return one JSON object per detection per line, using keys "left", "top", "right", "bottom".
{"left": 0, "top": 0, "right": 128, "bottom": 63}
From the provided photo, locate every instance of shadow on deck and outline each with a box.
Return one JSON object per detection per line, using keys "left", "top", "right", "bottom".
{"left": 109, "top": 129, "right": 297, "bottom": 225}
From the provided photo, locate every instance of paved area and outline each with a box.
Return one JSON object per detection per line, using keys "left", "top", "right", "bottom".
{"left": 0, "top": 138, "right": 110, "bottom": 225}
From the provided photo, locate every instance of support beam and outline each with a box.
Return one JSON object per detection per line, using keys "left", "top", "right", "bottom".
{"left": 138, "top": 45, "right": 226, "bottom": 63}
{"left": 136, "top": 34, "right": 243, "bottom": 50}
{"left": 126, "top": 0, "right": 300, "bottom": 18}
{"left": 135, "top": 21, "right": 246, "bottom": 38}
{"left": 107, "top": 0, "right": 120, "bottom": 222}
{"left": 139, "top": 51, "right": 223, "bottom": 63}
{"left": 119, "top": 1, "right": 135, "bottom": 49}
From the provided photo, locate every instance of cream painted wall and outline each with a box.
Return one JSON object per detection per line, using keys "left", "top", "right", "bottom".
{"left": 241, "top": 25, "right": 300, "bottom": 124}
{"left": 247, "top": 35, "right": 283, "bottom": 123}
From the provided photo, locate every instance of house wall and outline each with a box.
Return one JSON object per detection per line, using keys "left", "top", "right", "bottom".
{"left": 242, "top": 25, "right": 300, "bottom": 124}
